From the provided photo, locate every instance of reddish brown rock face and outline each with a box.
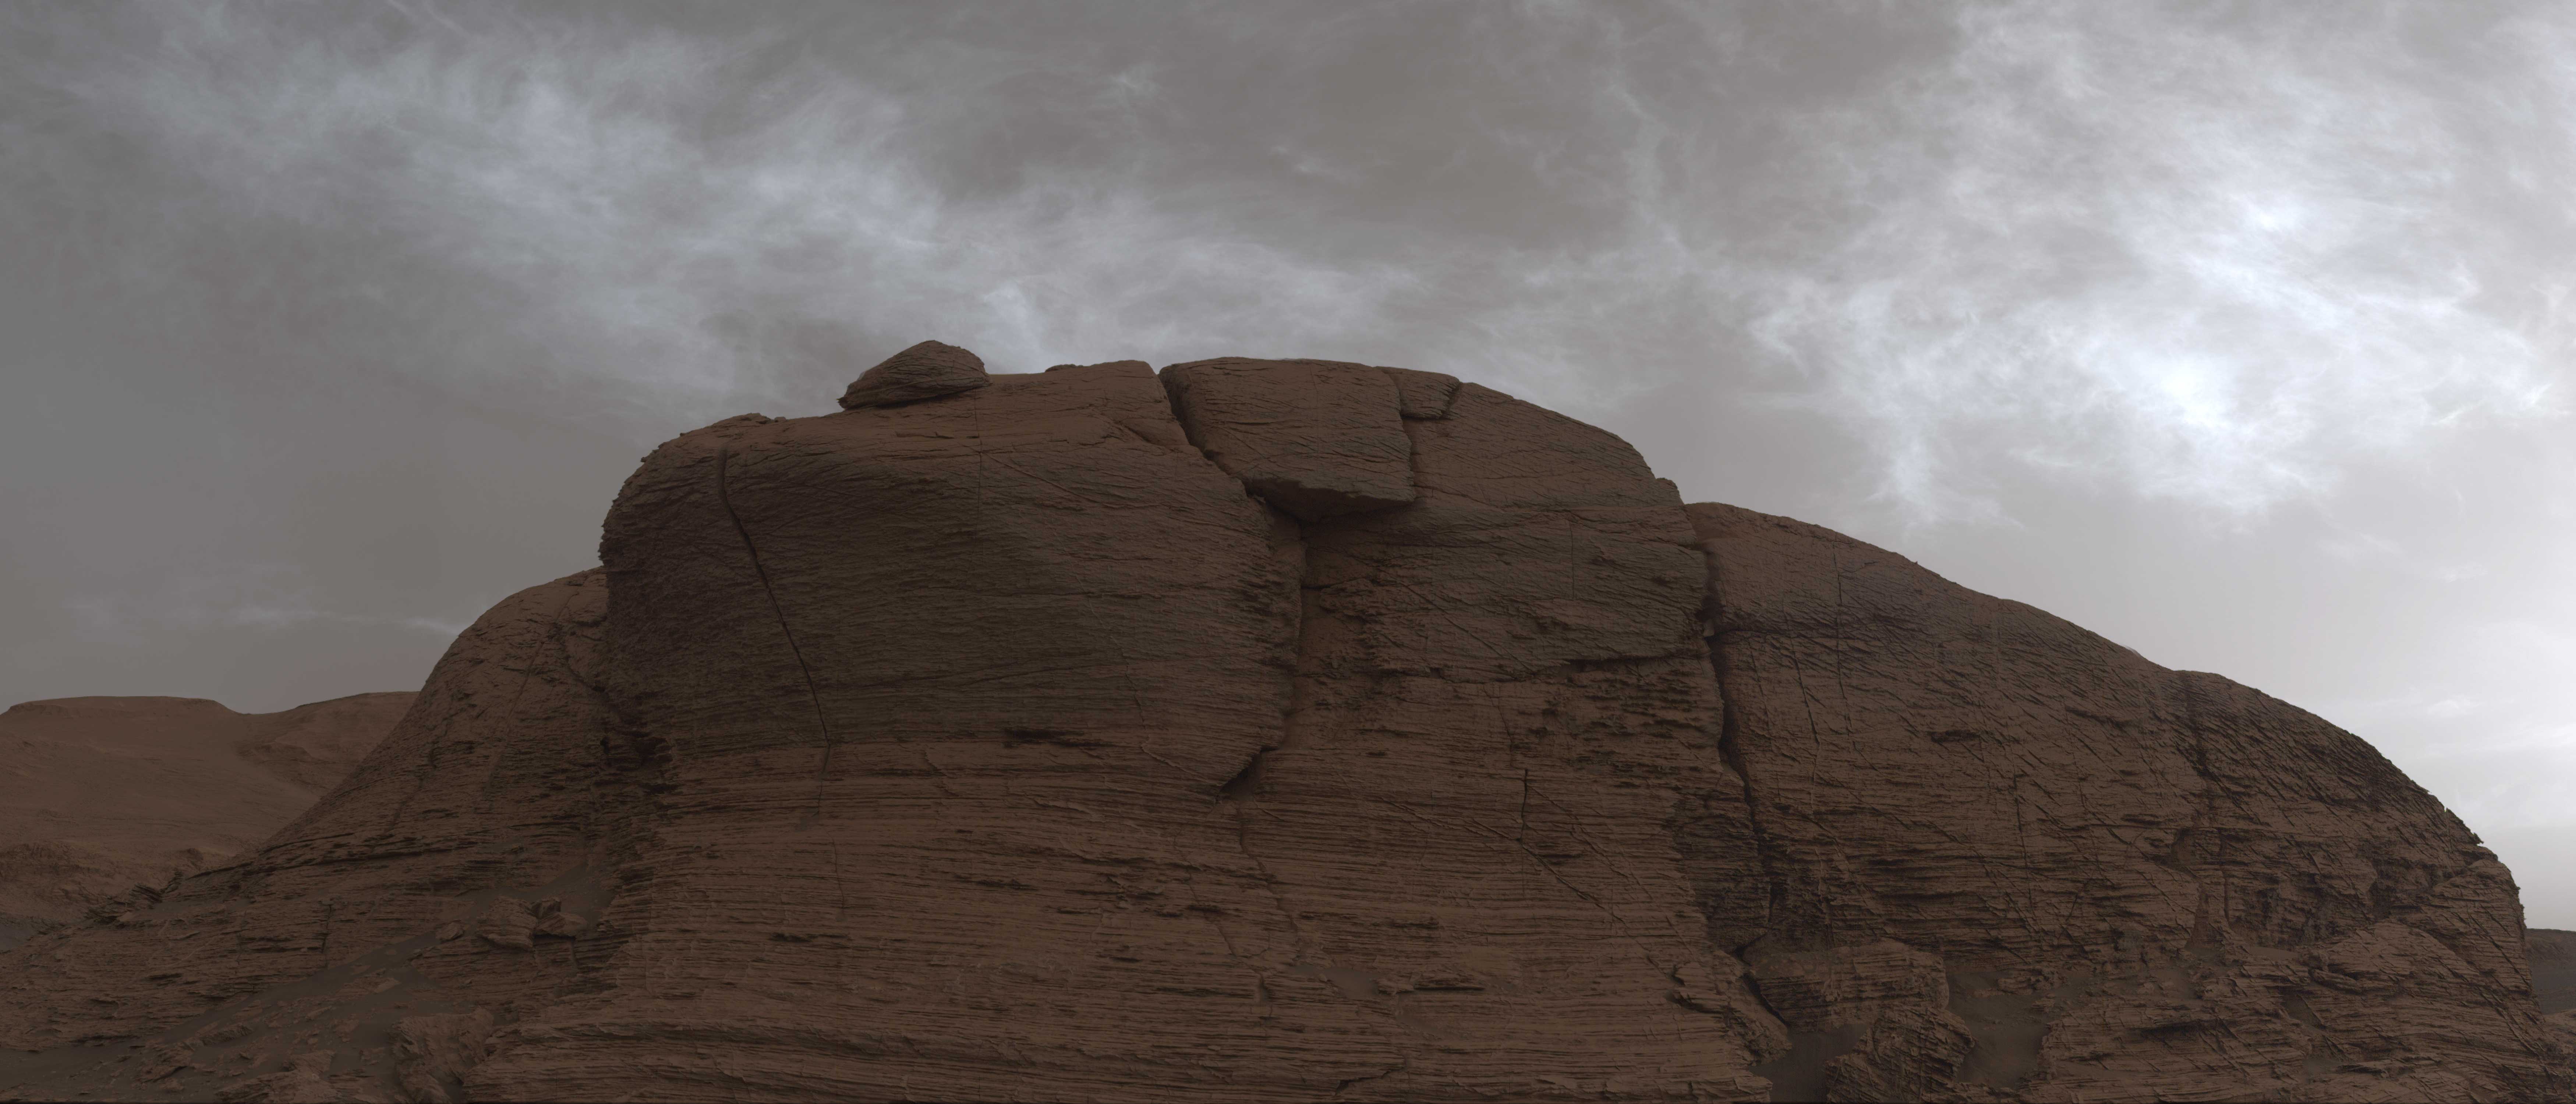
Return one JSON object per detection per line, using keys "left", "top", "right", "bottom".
{"left": 0, "top": 350, "right": 2565, "bottom": 1103}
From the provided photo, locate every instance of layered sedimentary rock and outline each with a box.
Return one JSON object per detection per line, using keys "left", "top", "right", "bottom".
{"left": 0, "top": 693, "right": 412, "bottom": 946}
{"left": 1694, "top": 503, "right": 2568, "bottom": 1101}
{"left": 0, "top": 347, "right": 2565, "bottom": 1103}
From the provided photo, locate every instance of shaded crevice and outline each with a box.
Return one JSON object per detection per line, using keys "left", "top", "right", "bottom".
{"left": 1155, "top": 367, "right": 1213, "bottom": 453}
{"left": 1217, "top": 749, "right": 1270, "bottom": 801}
{"left": 1708, "top": 630, "right": 1786, "bottom": 958}
{"left": 1398, "top": 415, "right": 1433, "bottom": 497}
{"left": 1379, "top": 365, "right": 1460, "bottom": 421}
{"left": 713, "top": 446, "right": 837, "bottom": 820}
{"left": 1147, "top": 367, "right": 1317, "bottom": 948}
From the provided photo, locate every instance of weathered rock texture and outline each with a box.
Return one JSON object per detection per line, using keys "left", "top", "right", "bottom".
{"left": 0, "top": 347, "right": 2565, "bottom": 1103}
{"left": 1693, "top": 503, "right": 2569, "bottom": 1102}
{"left": 0, "top": 693, "right": 412, "bottom": 946}
{"left": 836, "top": 339, "right": 989, "bottom": 410}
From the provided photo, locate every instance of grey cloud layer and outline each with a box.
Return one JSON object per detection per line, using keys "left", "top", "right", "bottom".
{"left": 1744, "top": 1, "right": 2569, "bottom": 520}
{"left": 63, "top": 2, "right": 2568, "bottom": 513}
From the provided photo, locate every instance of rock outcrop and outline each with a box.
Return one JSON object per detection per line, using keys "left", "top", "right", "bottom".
{"left": 0, "top": 693, "right": 413, "bottom": 948}
{"left": 0, "top": 347, "right": 2564, "bottom": 1102}
{"left": 1694, "top": 502, "right": 2566, "bottom": 1101}
{"left": 836, "top": 339, "right": 990, "bottom": 410}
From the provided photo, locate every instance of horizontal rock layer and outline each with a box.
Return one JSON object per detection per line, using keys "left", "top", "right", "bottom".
{"left": 0, "top": 350, "right": 2564, "bottom": 1102}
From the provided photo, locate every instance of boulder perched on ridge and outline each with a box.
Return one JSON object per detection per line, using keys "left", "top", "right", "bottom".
{"left": 835, "top": 339, "right": 990, "bottom": 409}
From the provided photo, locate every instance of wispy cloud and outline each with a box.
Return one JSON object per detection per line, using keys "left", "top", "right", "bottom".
{"left": 1733, "top": 1, "right": 2571, "bottom": 521}
{"left": 53, "top": 2, "right": 2571, "bottom": 525}
{"left": 65, "top": 566, "right": 468, "bottom": 643}
{"left": 49, "top": 4, "right": 1417, "bottom": 423}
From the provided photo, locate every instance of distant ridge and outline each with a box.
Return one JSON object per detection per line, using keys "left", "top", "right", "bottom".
{"left": 0, "top": 692, "right": 413, "bottom": 947}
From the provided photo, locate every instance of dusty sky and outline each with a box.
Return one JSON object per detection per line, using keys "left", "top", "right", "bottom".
{"left": 4, "top": 1, "right": 2572, "bottom": 926}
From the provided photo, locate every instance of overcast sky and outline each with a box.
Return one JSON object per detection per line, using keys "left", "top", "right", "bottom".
{"left": 4, "top": 0, "right": 2571, "bottom": 926}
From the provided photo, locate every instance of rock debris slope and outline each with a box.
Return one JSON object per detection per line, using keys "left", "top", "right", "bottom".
{"left": 0, "top": 346, "right": 2566, "bottom": 1103}
{"left": 0, "top": 693, "right": 413, "bottom": 948}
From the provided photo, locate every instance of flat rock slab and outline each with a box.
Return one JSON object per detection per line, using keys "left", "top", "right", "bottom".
{"left": 1383, "top": 365, "right": 1461, "bottom": 419}
{"left": 1160, "top": 357, "right": 1416, "bottom": 520}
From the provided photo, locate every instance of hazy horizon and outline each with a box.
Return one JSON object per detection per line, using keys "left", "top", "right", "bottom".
{"left": 5, "top": 1, "right": 2571, "bottom": 926}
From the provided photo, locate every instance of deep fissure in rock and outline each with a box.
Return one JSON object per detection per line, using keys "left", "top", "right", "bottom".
{"left": 1705, "top": 631, "right": 1784, "bottom": 959}
{"left": 713, "top": 445, "right": 837, "bottom": 815}
{"left": 1217, "top": 749, "right": 1269, "bottom": 801}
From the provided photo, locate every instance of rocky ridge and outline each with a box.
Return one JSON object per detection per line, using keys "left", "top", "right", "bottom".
{"left": 0, "top": 346, "right": 2566, "bottom": 1102}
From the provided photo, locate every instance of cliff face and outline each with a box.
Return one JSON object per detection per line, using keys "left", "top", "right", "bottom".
{"left": 1694, "top": 503, "right": 2564, "bottom": 1101}
{"left": 0, "top": 349, "right": 2565, "bottom": 1103}
{"left": 0, "top": 693, "right": 413, "bottom": 944}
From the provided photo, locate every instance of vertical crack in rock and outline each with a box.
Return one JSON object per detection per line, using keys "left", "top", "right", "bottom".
{"left": 1709, "top": 642, "right": 1783, "bottom": 959}
{"left": 1701, "top": 618, "right": 1802, "bottom": 1079}
{"left": 1699, "top": 534, "right": 1784, "bottom": 960}
{"left": 1161, "top": 365, "right": 1315, "bottom": 948}
{"left": 713, "top": 445, "right": 836, "bottom": 821}
{"left": 1380, "top": 365, "right": 1460, "bottom": 421}
{"left": 1235, "top": 509, "right": 1314, "bottom": 948}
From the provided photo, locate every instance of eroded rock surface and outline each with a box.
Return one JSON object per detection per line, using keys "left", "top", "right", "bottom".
{"left": 0, "top": 346, "right": 2563, "bottom": 1102}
